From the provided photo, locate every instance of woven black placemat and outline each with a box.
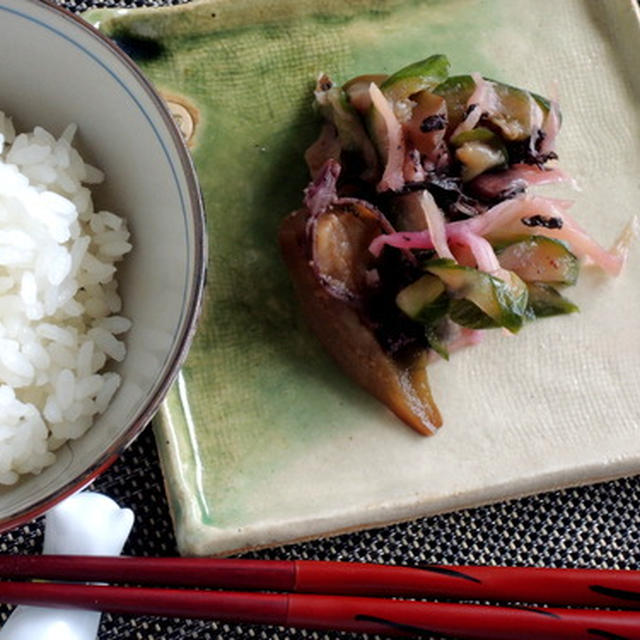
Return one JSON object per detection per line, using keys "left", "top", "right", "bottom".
{"left": 1, "top": 1, "right": 639, "bottom": 638}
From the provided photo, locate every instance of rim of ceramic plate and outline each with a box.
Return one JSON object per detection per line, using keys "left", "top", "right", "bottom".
{"left": 0, "top": 0, "right": 208, "bottom": 533}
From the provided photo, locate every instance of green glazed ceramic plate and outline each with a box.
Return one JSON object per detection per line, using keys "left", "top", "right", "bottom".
{"left": 87, "top": 0, "right": 640, "bottom": 556}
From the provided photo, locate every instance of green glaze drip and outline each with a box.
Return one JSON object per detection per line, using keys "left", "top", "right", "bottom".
{"left": 87, "top": 0, "right": 508, "bottom": 528}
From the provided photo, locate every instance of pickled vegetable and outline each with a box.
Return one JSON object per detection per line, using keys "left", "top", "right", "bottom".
{"left": 380, "top": 54, "right": 450, "bottom": 103}
{"left": 396, "top": 274, "right": 448, "bottom": 324}
{"left": 425, "top": 259, "right": 528, "bottom": 333}
{"left": 280, "top": 55, "right": 630, "bottom": 436}
{"left": 497, "top": 236, "right": 579, "bottom": 286}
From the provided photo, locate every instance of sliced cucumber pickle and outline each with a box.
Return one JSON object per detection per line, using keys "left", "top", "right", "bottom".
{"left": 316, "top": 81, "right": 374, "bottom": 154}
{"left": 451, "top": 127, "right": 508, "bottom": 181}
{"left": 425, "top": 324, "right": 450, "bottom": 361}
{"left": 497, "top": 236, "right": 579, "bottom": 286}
{"left": 491, "top": 82, "right": 546, "bottom": 141}
{"left": 396, "top": 274, "right": 449, "bottom": 325}
{"left": 526, "top": 282, "right": 579, "bottom": 319}
{"left": 380, "top": 54, "right": 450, "bottom": 103}
{"left": 425, "top": 259, "right": 528, "bottom": 333}
{"left": 456, "top": 143, "right": 507, "bottom": 181}
{"left": 314, "top": 76, "right": 379, "bottom": 176}
{"left": 434, "top": 75, "right": 551, "bottom": 140}
{"left": 450, "top": 127, "right": 501, "bottom": 146}
{"left": 432, "top": 75, "right": 476, "bottom": 133}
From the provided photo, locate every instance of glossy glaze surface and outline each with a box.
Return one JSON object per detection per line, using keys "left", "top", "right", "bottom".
{"left": 90, "top": 0, "right": 640, "bottom": 555}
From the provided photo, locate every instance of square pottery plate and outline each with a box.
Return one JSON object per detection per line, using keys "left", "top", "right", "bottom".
{"left": 87, "top": 0, "right": 640, "bottom": 556}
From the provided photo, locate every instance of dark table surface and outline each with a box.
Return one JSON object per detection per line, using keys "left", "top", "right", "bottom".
{"left": 2, "top": 1, "right": 639, "bottom": 639}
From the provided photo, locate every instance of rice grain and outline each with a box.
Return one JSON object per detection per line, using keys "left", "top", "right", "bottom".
{"left": 0, "top": 112, "right": 132, "bottom": 484}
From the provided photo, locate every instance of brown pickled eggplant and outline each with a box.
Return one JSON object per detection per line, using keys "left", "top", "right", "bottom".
{"left": 278, "top": 161, "right": 442, "bottom": 435}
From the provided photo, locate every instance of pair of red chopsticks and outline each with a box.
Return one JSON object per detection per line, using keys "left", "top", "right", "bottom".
{"left": 1, "top": 555, "right": 640, "bottom": 639}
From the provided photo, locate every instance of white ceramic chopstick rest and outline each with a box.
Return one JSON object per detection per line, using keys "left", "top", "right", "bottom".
{"left": 0, "top": 491, "right": 134, "bottom": 640}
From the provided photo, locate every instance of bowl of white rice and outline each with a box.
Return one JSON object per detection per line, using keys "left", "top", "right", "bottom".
{"left": 0, "top": 1, "right": 206, "bottom": 531}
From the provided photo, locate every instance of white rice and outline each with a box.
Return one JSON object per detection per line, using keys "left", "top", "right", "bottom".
{"left": 0, "top": 113, "right": 132, "bottom": 485}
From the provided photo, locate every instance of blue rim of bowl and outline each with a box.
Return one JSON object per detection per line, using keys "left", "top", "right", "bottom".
{"left": 0, "top": 0, "right": 208, "bottom": 533}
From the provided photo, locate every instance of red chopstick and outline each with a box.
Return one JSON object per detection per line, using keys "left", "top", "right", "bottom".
{"left": 3, "top": 556, "right": 640, "bottom": 639}
{"left": 1, "top": 580, "right": 640, "bottom": 639}
{"left": 1, "top": 555, "right": 640, "bottom": 608}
